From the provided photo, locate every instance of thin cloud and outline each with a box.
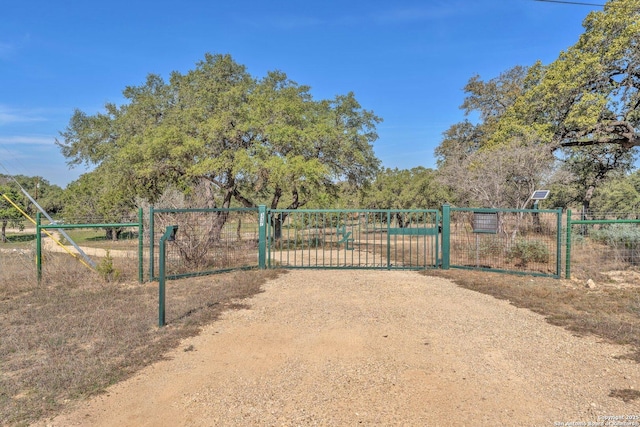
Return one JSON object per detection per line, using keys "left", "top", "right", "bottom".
{"left": 0, "top": 106, "right": 46, "bottom": 125}
{"left": 0, "top": 135, "right": 55, "bottom": 145}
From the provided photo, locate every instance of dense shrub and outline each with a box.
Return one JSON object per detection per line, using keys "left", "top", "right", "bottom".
{"left": 507, "top": 239, "right": 549, "bottom": 267}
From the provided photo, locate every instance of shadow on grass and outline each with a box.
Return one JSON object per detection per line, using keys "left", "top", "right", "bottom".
{"left": 4, "top": 234, "right": 36, "bottom": 243}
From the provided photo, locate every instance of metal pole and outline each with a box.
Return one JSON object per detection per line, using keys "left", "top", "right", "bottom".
{"left": 149, "top": 206, "right": 155, "bottom": 281}
{"left": 258, "top": 205, "right": 266, "bottom": 269}
{"left": 21, "top": 188, "right": 96, "bottom": 269}
{"left": 138, "top": 208, "right": 144, "bottom": 283}
{"left": 386, "top": 211, "right": 391, "bottom": 270}
{"left": 36, "top": 212, "right": 42, "bottom": 283}
{"left": 158, "top": 235, "right": 166, "bottom": 327}
{"left": 158, "top": 225, "right": 178, "bottom": 327}
{"left": 441, "top": 204, "right": 450, "bottom": 269}
{"left": 556, "top": 208, "right": 563, "bottom": 279}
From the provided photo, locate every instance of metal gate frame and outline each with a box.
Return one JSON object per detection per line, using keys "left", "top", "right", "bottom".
{"left": 266, "top": 209, "right": 440, "bottom": 270}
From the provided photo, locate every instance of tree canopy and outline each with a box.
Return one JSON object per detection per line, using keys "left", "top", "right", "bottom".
{"left": 436, "top": 0, "right": 640, "bottom": 211}
{"left": 57, "top": 54, "right": 381, "bottom": 213}
{"left": 362, "top": 167, "right": 450, "bottom": 210}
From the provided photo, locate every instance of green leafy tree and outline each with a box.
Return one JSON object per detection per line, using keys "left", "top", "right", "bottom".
{"left": 362, "top": 167, "right": 451, "bottom": 223}
{"left": 57, "top": 53, "right": 381, "bottom": 239}
{"left": 0, "top": 174, "right": 64, "bottom": 217}
{"left": 436, "top": 66, "right": 557, "bottom": 208}
{"left": 61, "top": 169, "right": 137, "bottom": 240}
{"left": 489, "top": 0, "right": 640, "bottom": 211}
{"left": 0, "top": 185, "right": 25, "bottom": 243}
{"left": 590, "top": 170, "right": 640, "bottom": 215}
{"left": 437, "top": 0, "right": 640, "bottom": 210}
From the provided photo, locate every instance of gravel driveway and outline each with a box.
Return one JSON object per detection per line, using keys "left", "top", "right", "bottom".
{"left": 39, "top": 270, "right": 640, "bottom": 426}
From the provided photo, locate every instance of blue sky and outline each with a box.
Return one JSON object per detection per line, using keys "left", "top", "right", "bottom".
{"left": 0, "top": 0, "right": 601, "bottom": 188}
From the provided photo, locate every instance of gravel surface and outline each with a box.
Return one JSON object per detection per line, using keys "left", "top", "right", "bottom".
{"left": 38, "top": 270, "right": 640, "bottom": 426}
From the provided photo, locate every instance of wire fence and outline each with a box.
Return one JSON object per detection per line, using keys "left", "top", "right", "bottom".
{"left": 0, "top": 216, "right": 142, "bottom": 286}
{"left": 150, "top": 208, "right": 260, "bottom": 280}
{"left": 6, "top": 205, "right": 640, "bottom": 286}
{"left": 567, "top": 210, "right": 640, "bottom": 280}
{"left": 446, "top": 207, "right": 562, "bottom": 277}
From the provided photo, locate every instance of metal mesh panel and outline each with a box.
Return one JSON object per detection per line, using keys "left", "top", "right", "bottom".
{"left": 568, "top": 213, "right": 640, "bottom": 278}
{"left": 449, "top": 208, "right": 560, "bottom": 277}
{"left": 153, "top": 209, "right": 260, "bottom": 278}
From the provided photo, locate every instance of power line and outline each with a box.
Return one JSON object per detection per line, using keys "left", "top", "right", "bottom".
{"left": 534, "top": 0, "right": 605, "bottom": 6}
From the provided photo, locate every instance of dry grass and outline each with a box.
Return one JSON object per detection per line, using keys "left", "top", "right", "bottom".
{"left": 6, "top": 233, "right": 640, "bottom": 425}
{"left": 426, "top": 269, "right": 640, "bottom": 364}
{"left": 0, "top": 252, "right": 282, "bottom": 426}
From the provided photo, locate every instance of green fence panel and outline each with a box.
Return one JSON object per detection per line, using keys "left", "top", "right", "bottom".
{"left": 149, "top": 207, "right": 261, "bottom": 280}
{"left": 267, "top": 209, "right": 439, "bottom": 270}
{"left": 565, "top": 212, "right": 640, "bottom": 280}
{"left": 447, "top": 207, "right": 562, "bottom": 278}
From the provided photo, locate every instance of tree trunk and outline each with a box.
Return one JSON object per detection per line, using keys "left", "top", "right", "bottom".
{"left": 1, "top": 220, "right": 6, "bottom": 243}
{"left": 272, "top": 214, "right": 285, "bottom": 241}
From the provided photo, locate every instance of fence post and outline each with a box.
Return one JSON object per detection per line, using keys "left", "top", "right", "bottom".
{"left": 556, "top": 208, "right": 563, "bottom": 278}
{"left": 36, "top": 212, "right": 42, "bottom": 283}
{"left": 441, "top": 204, "right": 450, "bottom": 270}
{"left": 138, "top": 207, "right": 143, "bottom": 283}
{"left": 258, "top": 205, "right": 267, "bottom": 269}
{"left": 158, "top": 225, "right": 178, "bottom": 327}
{"left": 386, "top": 211, "right": 391, "bottom": 270}
{"left": 149, "top": 206, "right": 155, "bottom": 281}
{"left": 565, "top": 209, "right": 572, "bottom": 279}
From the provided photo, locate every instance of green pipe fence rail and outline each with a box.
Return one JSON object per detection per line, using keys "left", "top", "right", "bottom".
{"left": 35, "top": 210, "right": 144, "bottom": 283}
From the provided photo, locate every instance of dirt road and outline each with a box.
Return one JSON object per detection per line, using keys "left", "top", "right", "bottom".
{"left": 37, "top": 270, "right": 640, "bottom": 426}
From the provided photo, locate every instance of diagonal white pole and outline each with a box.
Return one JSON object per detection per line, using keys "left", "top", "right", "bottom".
{"left": 21, "top": 188, "right": 97, "bottom": 269}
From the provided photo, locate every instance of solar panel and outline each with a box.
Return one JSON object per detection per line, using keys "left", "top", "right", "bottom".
{"left": 531, "top": 190, "right": 550, "bottom": 200}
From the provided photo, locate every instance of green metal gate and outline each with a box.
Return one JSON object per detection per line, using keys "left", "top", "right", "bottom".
{"left": 267, "top": 209, "right": 439, "bottom": 269}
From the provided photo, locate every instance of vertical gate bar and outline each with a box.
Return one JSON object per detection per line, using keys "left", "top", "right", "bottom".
{"left": 314, "top": 212, "right": 318, "bottom": 268}
{"left": 372, "top": 212, "right": 376, "bottom": 265}
{"left": 319, "top": 212, "right": 323, "bottom": 267}
{"left": 556, "top": 208, "right": 563, "bottom": 278}
{"left": 387, "top": 211, "right": 391, "bottom": 270}
{"left": 565, "top": 209, "right": 572, "bottom": 279}
{"left": 267, "top": 210, "right": 271, "bottom": 268}
{"left": 442, "top": 204, "right": 450, "bottom": 269}
{"left": 435, "top": 210, "right": 440, "bottom": 268}
{"left": 258, "top": 206, "right": 266, "bottom": 269}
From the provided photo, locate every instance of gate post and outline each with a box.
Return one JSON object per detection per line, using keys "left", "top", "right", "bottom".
{"left": 149, "top": 206, "right": 155, "bottom": 281}
{"left": 441, "top": 204, "right": 450, "bottom": 270}
{"left": 158, "top": 225, "right": 178, "bottom": 327}
{"left": 258, "top": 205, "right": 267, "bottom": 269}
